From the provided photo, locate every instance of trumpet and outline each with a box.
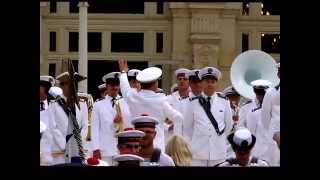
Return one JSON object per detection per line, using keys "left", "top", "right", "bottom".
{"left": 114, "top": 96, "right": 124, "bottom": 133}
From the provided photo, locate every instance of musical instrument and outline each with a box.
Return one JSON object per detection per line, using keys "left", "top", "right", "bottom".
{"left": 230, "top": 50, "right": 280, "bottom": 100}
{"left": 114, "top": 96, "right": 125, "bottom": 133}
{"left": 77, "top": 92, "right": 94, "bottom": 141}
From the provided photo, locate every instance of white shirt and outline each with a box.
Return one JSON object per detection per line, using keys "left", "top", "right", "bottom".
{"left": 141, "top": 152, "right": 175, "bottom": 166}
{"left": 246, "top": 108, "right": 279, "bottom": 166}
{"left": 119, "top": 73, "right": 183, "bottom": 152}
{"left": 239, "top": 98, "right": 260, "bottom": 128}
{"left": 91, "top": 95, "right": 132, "bottom": 157}
{"left": 40, "top": 104, "right": 53, "bottom": 165}
{"left": 186, "top": 92, "right": 233, "bottom": 160}
{"left": 166, "top": 91, "right": 192, "bottom": 142}
{"left": 261, "top": 86, "right": 280, "bottom": 130}
{"left": 47, "top": 95, "right": 88, "bottom": 153}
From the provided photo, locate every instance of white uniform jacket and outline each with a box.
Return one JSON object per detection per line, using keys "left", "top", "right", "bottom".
{"left": 119, "top": 73, "right": 183, "bottom": 152}
{"left": 91, "top": 95, "right": 132, "bottom": 157}
{"left": 47, "top": 96, "right": 88, "bottom": 153}
{"left": 186, "top": 92, "right": 233, "bottom": 160}
{"left": 166, "top": 91, "right": 192, "bottom": 142}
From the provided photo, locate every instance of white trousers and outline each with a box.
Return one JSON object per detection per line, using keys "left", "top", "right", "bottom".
{"left": 191, "top": 159, "right": 225, "bottom": 167}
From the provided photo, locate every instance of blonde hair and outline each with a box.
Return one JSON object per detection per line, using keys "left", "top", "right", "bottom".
{"left": 165, "top": 135, "right": 192, "bottom": 166}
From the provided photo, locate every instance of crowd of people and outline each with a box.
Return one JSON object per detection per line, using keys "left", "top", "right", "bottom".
{"left": 40, "top": 58, "right": 280, "bottom": 167}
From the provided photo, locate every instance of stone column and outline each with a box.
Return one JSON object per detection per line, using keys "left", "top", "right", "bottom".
{"left": 78, "top": 1, "right": 89, "bottom": 93}
{"left": 40, "top": 2, "right": 49, "bottom": 75}
{"left": 169, "top": 3, "right": 192, "bottom": 85}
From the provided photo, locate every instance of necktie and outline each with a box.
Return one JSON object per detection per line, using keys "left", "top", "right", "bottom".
{"left": 206, "top": 96, "right": 211, "bottom": 110}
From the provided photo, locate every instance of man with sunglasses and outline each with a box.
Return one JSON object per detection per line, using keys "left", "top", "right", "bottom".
{"left": 47, "top": 72, "right": 88, "bottom": 165}
{"left": 132, "top": 114, "right": 175, "bottom": 166}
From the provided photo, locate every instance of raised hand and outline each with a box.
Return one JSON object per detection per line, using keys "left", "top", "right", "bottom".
{"left": 118, "top": 57, "right": 129, "bottom": 73}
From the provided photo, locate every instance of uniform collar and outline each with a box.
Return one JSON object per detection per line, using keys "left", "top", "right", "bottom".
{"left": 139, "top": 89, "right": 157, "bottom": 96}
{"left": 202, "top": 92, "right": 216, "bottom": 100}
{"left": 106, "top": 94, "right": 120, "bottom": 100}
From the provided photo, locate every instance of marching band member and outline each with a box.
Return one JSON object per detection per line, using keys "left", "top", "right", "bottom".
{"left": 127, "top": 69, "right": 142, "bottom": 91}
{"left": 118, "top": 58, "right": 183, "bottom": 152}
{"left": 40, "top": 76, "right": 55, "bottom": 165}
{"left": 167, "top": 68, "right": 191, "bottom": 141}
{"left": 132, "top": 114, "right": 175, "bottom": 166}
{"left": 222, "top": 86, "right": 241, "bottom": 128}
{"left": 222, "top": 86, "right": 242, "bottom": 158}
{"left": 91, "top": 72, "right": 132, "bottom": 165}
{"left": 47, "top": 72, "right": 88, "bottom": 164}
{"left": 216, "top": 128, "right": 268, "bottom": 167}
{"left": 243, "top": 79, "right": 279, "bottom": 166}
{"left": 261, "top": 63, "right": 280, "bottom": 130}
{"left": 186, "top": 67, "right": 233, "bottom": 166}
{"left": 239, "top": 82, "right": 266, "bottom": 128}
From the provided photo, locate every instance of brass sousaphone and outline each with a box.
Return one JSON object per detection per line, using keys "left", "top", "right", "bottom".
{"left": 230, "top": 50, "right": 279, "bottom": 100}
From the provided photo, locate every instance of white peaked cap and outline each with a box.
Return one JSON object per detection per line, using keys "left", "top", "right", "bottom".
{"left": 136, "top": 67, "right": 162, "bottom": 83}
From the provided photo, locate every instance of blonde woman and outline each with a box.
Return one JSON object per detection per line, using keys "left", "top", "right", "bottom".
{"left": 165, "top": 135, "right": 192, "bottom": 166}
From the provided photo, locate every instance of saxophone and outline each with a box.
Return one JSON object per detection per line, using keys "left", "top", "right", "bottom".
{"left": 114, "top": 95, "right": 124, "bottom": 133}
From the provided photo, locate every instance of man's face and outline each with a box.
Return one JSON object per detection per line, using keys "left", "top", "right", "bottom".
{"left": 177, "top": 76, "right": 189, "bottom": 91}
{"left": 189, "top": 79, "right": 203, "bottom": 95}
{"left": 106, "top": 83, "right": 120, "bottom": 97}
{"left": 135, "top": 127, "right": 156, "bottom": 148}
{"left": 235, "top": 149, "right": 251, "bottom": 166}
{"left": 129, "top": 80, "right": 141, "bottom": 91}
{"left": 202, "top": 78, "right": 218, "bottom": 95}
{"left": 59, "top": 81, "right": 70, "bottom": 96}
{"left": 118, "top": 141, "right": 141, "bottom": 155}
